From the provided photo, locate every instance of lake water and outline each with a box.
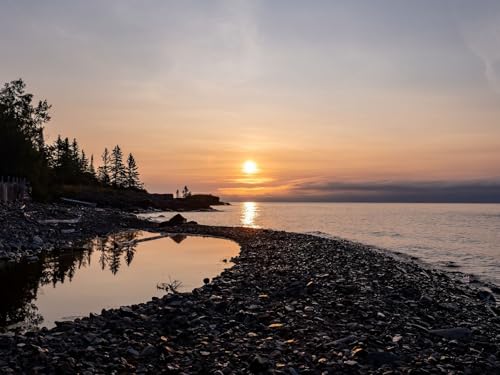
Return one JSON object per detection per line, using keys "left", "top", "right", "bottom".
{"left": 142, "top": 202, "right": 500, "bottom": 286}
{"left": 0, "top": 232, "right": 239, "bottom": 331}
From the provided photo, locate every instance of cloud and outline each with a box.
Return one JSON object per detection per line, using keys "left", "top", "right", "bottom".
{"left": 162, "top": 0, "right": 262, "bottom": 90}
{"left": 217, "top": 173, "right": 500, "bottom": 203}
{"left": 278, "top": 179, "right": 500, "bottom": 203}
{"left": 217, "top": 183, "right": 292, "bottom": 198}
{"left": 454, "top": 1, "right": 500, "bottom": 93}
{"left": 227, "top": 177, "right": 275, "bottom": 185}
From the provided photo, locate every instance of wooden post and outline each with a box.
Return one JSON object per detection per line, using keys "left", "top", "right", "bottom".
{"left": 0, "top": 176, "right": 29, "bottom": 202}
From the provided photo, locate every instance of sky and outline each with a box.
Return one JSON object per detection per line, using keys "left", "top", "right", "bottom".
{"left": 1, "top": 0, "right": 500, "bottom": 202}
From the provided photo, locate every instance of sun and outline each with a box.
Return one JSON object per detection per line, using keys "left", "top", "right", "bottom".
{"left": 242, "top": 160, "right": 259, "bottom": 174}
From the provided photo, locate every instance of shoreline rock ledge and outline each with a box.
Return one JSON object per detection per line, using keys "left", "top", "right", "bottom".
{"left": 1, "top": 225, "right": 500, "bottom": 373}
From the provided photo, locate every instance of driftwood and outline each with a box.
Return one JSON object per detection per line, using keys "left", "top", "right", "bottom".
{"left": 60, "top": 197, "right": 97, "bottom": 208}
{"left": 37, "top": 217, "right": 81, "bottom": 225}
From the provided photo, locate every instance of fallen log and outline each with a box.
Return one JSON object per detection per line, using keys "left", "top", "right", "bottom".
{"left": 60, "top": 197, "right": 97, "bottom": 208}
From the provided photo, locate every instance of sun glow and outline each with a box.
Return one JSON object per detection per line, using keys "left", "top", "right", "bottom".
{"left": 241, "top": 202, "right": 259, "bottom": 228}
{"left": 242, "top": 160, "right": 258, "bottom": 174}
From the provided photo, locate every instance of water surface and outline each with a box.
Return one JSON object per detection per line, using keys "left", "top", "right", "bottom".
{"left": 142, "top": 202, "right": 500, "bottom": 285}
{"left": 0, "top": 231, "right": 239, "bottom": 331}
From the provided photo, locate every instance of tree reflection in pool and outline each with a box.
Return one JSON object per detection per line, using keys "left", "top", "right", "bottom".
{"left": 0, "top": 231, "right": 239, "bottom": 332}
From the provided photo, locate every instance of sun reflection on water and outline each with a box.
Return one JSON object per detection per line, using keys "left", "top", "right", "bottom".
{"left": 241, "top": 202, "right": 260, "bottom": 228}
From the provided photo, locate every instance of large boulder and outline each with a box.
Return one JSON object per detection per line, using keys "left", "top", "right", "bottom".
{"left": 158, "top": 214, "right": 187, "bottom": 227}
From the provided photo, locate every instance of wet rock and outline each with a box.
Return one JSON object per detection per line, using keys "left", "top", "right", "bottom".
{"left": 140, "top": 345, "right": 156, "bottom": 358}
{"left": 32, "top": 236, "right": 43, "bottom": 246}
{"left": 477, "top": 288, "right": 496, "bottom": 304}
{"left": 126, "top": 348, "right": 140, "bottom": 357}
{"left": 490, "top": 286, "right": 500, "bottom": 294}
{"left": 430, "top": 327, "right": 472, "bottom": 340}
{"left": 158, "top": 214, "right": 187, "bottom": 227}
{"left": 331, "top": 335, "right": 358, "bottom": 347}
{"left": 419, "top": 295, "right": 433, "bottom": 306}
{"left": 282, "top": 281, "right": 306, "bottom": 297}
{"left": 249, "top": 355, "right": 270, "bottom": 373}
{"left": 366, "top": 352, "right": 400, "bottom": 366}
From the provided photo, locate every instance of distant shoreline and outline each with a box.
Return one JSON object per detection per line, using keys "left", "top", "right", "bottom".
{"left": 54, "top": 184, "right": 228, "bottom": 211}
{"left": 227, "top": 200, "right": 500, "bottom": 204}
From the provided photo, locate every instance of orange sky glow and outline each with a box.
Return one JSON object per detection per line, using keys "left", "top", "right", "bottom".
{"left": 2, "top": 1, "right": 500, "bottom": 201}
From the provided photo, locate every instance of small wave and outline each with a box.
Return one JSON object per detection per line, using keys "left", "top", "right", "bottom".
{"left": 304, "top": 231, "right": 352, "bottom": 243}
{"left": 440, "top": 261, "right": 461, "bottom": 268}
{"left": 305, "top": 231, "right": 336, "bottom": 239}
{"left": 482, "top": 214, "right": 500, "bottom": 219}
{"left": 371, "top": 231, "right": 402, "bottom": 238}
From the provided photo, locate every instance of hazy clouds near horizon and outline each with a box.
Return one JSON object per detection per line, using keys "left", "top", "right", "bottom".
{"left": 1, "top": 0, "right": 499, "bottom": 201}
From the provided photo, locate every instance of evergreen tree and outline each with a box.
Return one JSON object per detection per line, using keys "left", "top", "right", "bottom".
{"left": 52, "top": 136, "right": 75, "bottom": 184}
{"left": 50, "top": 135, "right": 64, "bottom": 169}
{"left": 48, "top": 136, "right": 92, "bottom": 184}
{"left": 182, "top": 185, "right": 191, "bottom": 198}
{"left": 125, "top": 153, "right": 142, "bottom": 189}
{"left": 80, "top": 150, "right": 89, "bottom": 175}
{"left": 71, "top": 138, "right": 80, "bottom": 171}
{"left": 89, "top": 154, "right": 97, "bottom": 179}
{"left": 110, "top": 145, "right": 126, "bottom": 188}
{"left": 98, "top": 148, "right": 111, "bottom": 185}
{"left": 0, "top": 79, "right": 51, "bottom": 198}
{"left": 0, "top": 79, "right": 50, "bottom": 151}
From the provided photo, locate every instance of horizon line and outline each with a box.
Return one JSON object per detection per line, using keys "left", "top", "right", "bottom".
{"left": 224, "top": 199, "right": 500, "bottom": 204}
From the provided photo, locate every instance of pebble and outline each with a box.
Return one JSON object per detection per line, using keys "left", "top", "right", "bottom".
{"left": 430, "top": 327, "right": 473, "bottom": 340}
{"left": 0, "top": 202, "right": 147, "bottom": 263}
{"left": 0, "top": 215, "right": 499, "bottom": 373}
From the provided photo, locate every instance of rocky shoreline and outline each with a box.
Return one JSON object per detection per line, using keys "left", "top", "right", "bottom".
{"left": 1, "top": 207, "right": 500, "bottom": 373}
{"left": 0, "top": 203, "right": 149, "bottom": 263}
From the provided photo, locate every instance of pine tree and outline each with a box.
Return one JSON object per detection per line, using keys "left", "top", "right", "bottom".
{"left": 52, "top": 135, "right": 64, "bottom": 168}
{"left": 125, "top": 153, "right": 143, "bottom": 189}
{"left": 52, "top": 137, "right": 74, "bottom": 183}
{"left": 80, "top": 150, "right": 89, "bottom": 175}
{"left": 89, "top": 154, "right": 97, "bottom": 179}
{"left": 71, "top": 138, "right": 79, "bottom": 166}
{"left": 182, "top": 185, "right": 191, "bottom": 198}
{"left": 110, "top": 145, "right": 126, "bottom": 188}
{"left": 98, "top": 147, "right": 111, "bottom": 185}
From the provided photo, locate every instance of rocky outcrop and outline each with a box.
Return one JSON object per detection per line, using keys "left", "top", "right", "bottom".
{"left": 158, "top": 214, "right": 188, "bottom": 227}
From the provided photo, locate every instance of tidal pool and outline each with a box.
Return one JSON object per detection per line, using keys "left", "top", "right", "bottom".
{"left": 0, "top": 231, "right": 239, "bottom": 331}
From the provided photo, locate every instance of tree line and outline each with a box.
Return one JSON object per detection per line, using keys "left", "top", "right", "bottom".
{"left": 49, "top": 137, "right": 143, "bottom": 190}
{"left": 175, "top": 186, "right": 192, "bottom": 198}
{"left": 0, "top": 79, "right": 144, "bottom": 199}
